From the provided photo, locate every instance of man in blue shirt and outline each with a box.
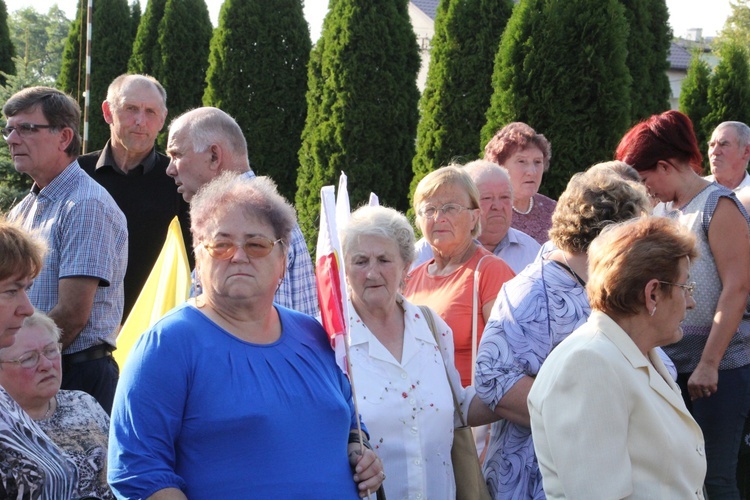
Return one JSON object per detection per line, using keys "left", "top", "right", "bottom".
{"left": 3, "top": 87, "right": 128, "bottom": 413}
{"left": 165, "top": 107, "right": 318, "bottom": 317}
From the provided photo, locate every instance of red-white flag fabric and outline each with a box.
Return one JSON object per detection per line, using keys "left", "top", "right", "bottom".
{"left": 316, "top": 183, "right": 350, "bottom": 373}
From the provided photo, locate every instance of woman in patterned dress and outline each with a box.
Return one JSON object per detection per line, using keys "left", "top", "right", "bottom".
{"left": 0, "top": 219, "right": 78, "bottom": 499}
{"left": 342, "top": 205, "right": 497, "bottom": 499}
{"left": 474, "top": 166, "right": 651, "bottom": 499}
{"left": 0, "top": 310, "right": 113, "bottom": 499}
{"left": 616, "top": 110, "right": 750, "bottom": 499}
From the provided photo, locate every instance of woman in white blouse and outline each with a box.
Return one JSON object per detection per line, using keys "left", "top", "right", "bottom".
{"left": 341, "top": 205, "right": 496, "bottom": 499}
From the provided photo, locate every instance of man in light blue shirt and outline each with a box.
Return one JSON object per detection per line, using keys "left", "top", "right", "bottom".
{"left": 412, "top": 160, "right": 539, "bottom": 273}
{"left": 165, "top": 107, "right": 318, "bottom": 317}
{"left": 4, "top": 87, "right": 127, "bottom": 413}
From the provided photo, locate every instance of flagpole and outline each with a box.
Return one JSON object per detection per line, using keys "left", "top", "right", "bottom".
{"left": 82, "top": 0, "right": 93, "bottom": 153}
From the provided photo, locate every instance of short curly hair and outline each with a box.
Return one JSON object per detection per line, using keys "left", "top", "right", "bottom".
{"left": 549, "top": 167, "right": 650, "bottom": 253}
{"left": 484, "top": 122, "right": 552, "bottom": 171}
{"left": 341, "top": 205, "right": 415, "bottom": 267}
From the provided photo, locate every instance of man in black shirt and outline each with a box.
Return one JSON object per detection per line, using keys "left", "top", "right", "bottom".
{"left": 79, "top": 74, "right": 192, "bottom": 319}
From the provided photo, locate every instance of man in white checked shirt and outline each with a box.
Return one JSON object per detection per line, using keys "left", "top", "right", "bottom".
{"left": 3, "top": 87, "right": 127, "bottom": 414}
{"left": 165, "top": 106, "right": 319, "bottom": 317}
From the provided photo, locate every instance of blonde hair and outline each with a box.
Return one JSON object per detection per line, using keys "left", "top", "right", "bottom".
{"left": 0, "top": 219, "right": 45, "bottom": 281}
{"left": 413, "top": 165, "right": 481, "bottom": 237}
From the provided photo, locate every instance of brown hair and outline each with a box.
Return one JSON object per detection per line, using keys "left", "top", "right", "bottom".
{"left": 0, "top": 219, "right": 45, "bottom": 282}
{"left": 484, "top": 122, "right": 552, "bottom": 171}
{"left": 587, "top": 216, "right": 698, "bottom": 316}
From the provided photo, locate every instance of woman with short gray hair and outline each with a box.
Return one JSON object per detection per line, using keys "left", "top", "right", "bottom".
{"left": 342, "top": 205, "right": 496, "bottom": 500}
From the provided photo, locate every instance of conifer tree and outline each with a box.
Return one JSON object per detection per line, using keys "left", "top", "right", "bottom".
{"left": 130, "top": 1, "right": 141, "bottom": 43}
{"left": 702, "top": 42, "right": 750, "bottom": 143}
{"left": 410, "top": 0, "right": 513, "bottom": 199}
{"left": 620, "top": 0, "right": 671, "bottom": 122}
{"left": 58, "top": 0, "right": 132, "bottom": 152}
{"left": 481, "top": 0, "right": 631, "bottom": 199}
{"left": 295, "top": 0, "right": 420, "bottom": 248}
{"left": 156, "top": 0, "right": 211, "bottom": 145}
{"left": 0, "top": 0, "right": 14, "bottom": 87}
{"left": 128, "top": 0, "right": 166, "bottom": 74}
{"left": 680, "top": 53, "right": 712, "bottom": 169}
{"left": 203, "top": 0, "right": 310, "bottom": 202}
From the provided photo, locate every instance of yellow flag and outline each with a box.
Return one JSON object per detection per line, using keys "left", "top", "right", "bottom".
{"left": 114, "top": 217, "right": 191, "bottom": 367}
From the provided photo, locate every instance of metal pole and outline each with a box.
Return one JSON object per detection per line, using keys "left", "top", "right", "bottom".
{"left": 82, "top": 0, "right": 93, "bottom": 154}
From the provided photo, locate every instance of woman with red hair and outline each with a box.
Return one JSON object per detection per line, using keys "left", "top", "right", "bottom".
{"left": 616, "top": 110, "right": 750, "bottom": 499}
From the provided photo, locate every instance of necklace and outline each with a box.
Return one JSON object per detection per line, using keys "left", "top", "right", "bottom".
{"left": 512, "top": 196, "right": 534, "bottom": 215}
{"left": 42, "top": 397, "right": 54, "bottom": 419}
{"left": 561, "top": 252, "right": 586, "bottom": 287}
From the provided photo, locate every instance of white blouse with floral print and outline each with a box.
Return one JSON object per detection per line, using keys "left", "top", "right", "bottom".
{"left": 349, "top": 295, "right": 474, "bottom": 500}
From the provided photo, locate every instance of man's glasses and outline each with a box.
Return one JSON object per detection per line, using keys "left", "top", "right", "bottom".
{"left": 202, "top": 236, "right": 284, "bottom": 260}
{"left": 0, "top": 343, "right": 62, "bottom": 369}
{"left": 1, "top": 123, "right": 55, "bottom": 140}
{"left": 658, "top": 281, "right": 696, "bottom": 297}
{"left": 417, "top": 203, "right": 470, "bottom": 220}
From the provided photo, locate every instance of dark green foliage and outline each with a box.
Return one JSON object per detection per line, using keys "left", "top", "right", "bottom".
{"left": 9, "top": 6, "right": 70, "bottom": 85}
{"left": 619, "top": 0, "right": 671, "bottom": 122}
{"left": 57, "top": 0, "right": 132, "bottom": 152}
{"left": 130, "top": 1, "right": 141, "bottom": 43}
{"left": 0, "top": 140, "right": 31, "bottom": 213}
{"left": 702, "top": 42, "right": 750, "bottom": 146}
{"left": 296, "top": 0, "right": 421, "bottom": 251}
{"left": 0, "top": 1, "right": 14, "bottom": 86}
{"left": 411, "top": 0, "right": 514, "bottom": 201}
{"left": 157, "top": 0, "right": 212, "bottom": 146}
{"left": 203, "top": 0, "right": 310, "bottom": 202}
{"left": 680, "top": 53, "right": 712, "bottom": 170}
{"left": 481, "top": 0, "right": 631, "bottom": 199}
{"left": 128, "top": 0, "right": 166, "bottom": 74}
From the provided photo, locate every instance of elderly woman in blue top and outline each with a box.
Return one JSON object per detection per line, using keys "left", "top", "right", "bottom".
{"left": 108, "top": 172, "right": 385, "bottom": 499}
{"left": 474, "top": 166, "right": 655, "bottom": 499}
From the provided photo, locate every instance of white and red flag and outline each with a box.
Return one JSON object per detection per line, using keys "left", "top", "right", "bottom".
{"left": 315, "top": 175, "right": 351, "bottom": 374}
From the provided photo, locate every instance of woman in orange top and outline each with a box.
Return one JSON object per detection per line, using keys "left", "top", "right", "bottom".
{"left": 404, "top": 165, "right": 515, "bottom": 386}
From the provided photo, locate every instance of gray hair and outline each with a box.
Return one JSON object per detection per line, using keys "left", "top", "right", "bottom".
{"left": 190, "top": 172, "right": 296, "bottom": 248}
{"left": 106, "top": 74, "right": 167, "bottom": 112}
{"left": 714, "top": 121, "right": 750, "bottom": 147}
{"left": 169, "top": 107, "right": 248, "bottom": 163}
{"left": 22, "top": 310, "right": 61, "bottom": 342}
{"left": 342, "top": 205, "right": 416, "bottom": 267}
{"left": 462, "top": 159, "right": 512, "bottom": 194}
{"left": 586, "top": 160, "right": 640, "bottom": 183}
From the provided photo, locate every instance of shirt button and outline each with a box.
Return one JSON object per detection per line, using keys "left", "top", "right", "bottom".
{"left": 416, "top": 494, "right": 423, "bottom": 499}
{"left": 414, "top": 459, "right": 421, "bottom": 465}
{"left": 696, "top": 445, "right": 704, "bottom": 456}
{"left": 401, "top": 373, "right": 407, "bottom": 379}
{"left": 409, "top": 398, "right": 416, "bottom": 405}
{"left": 411, "top": 426, "right": 418, "bottom": 435}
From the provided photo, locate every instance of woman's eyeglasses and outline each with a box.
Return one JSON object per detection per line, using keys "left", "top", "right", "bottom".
{"left": 417, "top": 203, "right": 470, "bottom": 220}
{"left": 0, "top": 343, "right": 62, "bottom": 369}
{"left": 658, "top": 281, "right": 696, "bottom": 297}
{"left": 202, "top": 236, "right": 284, "bottom": 260}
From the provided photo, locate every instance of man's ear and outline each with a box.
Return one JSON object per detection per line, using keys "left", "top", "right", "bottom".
{"left": 102, "top": 101, "right": 114, "bottom": 125}
{"left": 209, "top": 144, "right": 223, "bottom": 171}
{"left": 58, "top": 127, "right": 75, "bottom": 152}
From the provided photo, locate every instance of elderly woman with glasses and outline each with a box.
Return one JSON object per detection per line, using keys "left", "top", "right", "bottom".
{"left": 529, "top": 216, "right": 706, "bottom": 498}
{"left": 109, "top": 172, "right": 384, "bottom": 499}
{"left": 616, "top": 110, "right": 750, "bottom": 499}
{"left": 0, "top": 310, "right": 113, "bottom": 499}
{"left": 404, "top": 165, "right": 515, "bottom": 388}
{"left": 0, "top": 219, "right": 79, "bottom": 499}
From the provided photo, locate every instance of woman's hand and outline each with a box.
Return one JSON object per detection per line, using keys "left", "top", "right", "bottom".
{"left": 687, "top": 361, "right": 719, "bottom": 400}
{"left": 349, "top": 444, "right": 385, "bottom": 498}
